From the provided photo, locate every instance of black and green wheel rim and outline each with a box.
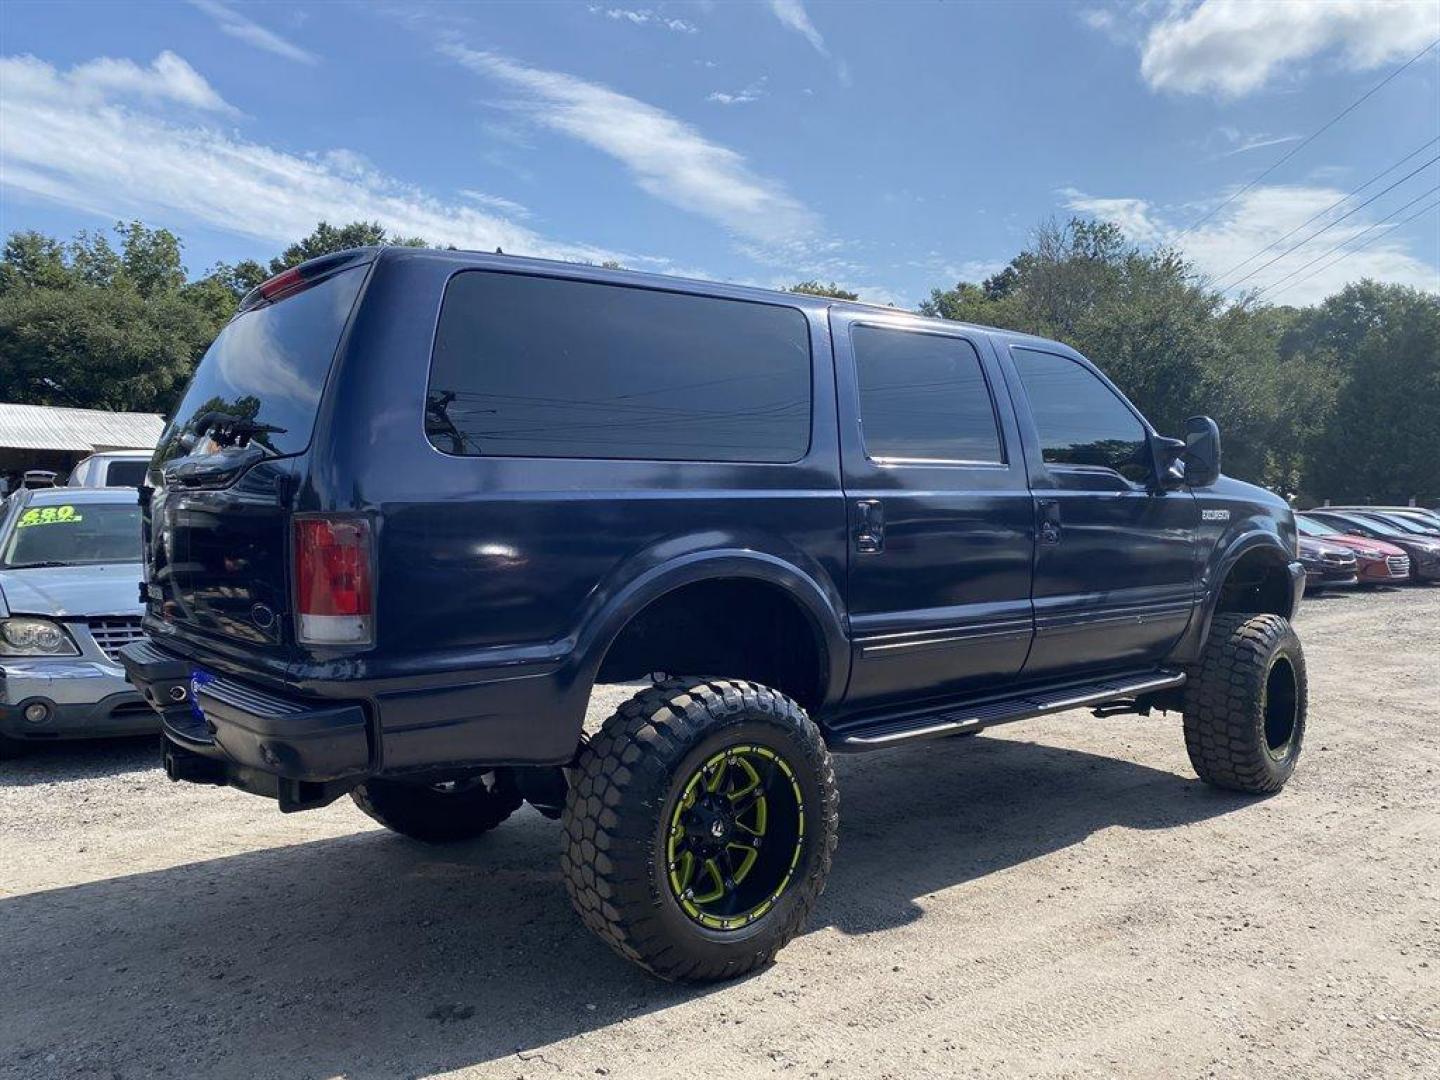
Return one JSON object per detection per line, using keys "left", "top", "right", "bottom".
{"left": 665, "top": 744, "right": 805, "bottom": 931}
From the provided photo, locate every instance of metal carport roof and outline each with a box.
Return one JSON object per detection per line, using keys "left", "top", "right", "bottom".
{"left": 0, "top": 402, "right": 165, "bottom": 452}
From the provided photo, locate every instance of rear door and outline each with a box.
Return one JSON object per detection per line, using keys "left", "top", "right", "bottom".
{"left": 833, "top": 310, "right": 1035, "bottom": 708}
{"left": 143, "top": 256, "right": 369, "bottom": 653}
{"left": 1002, "top": 345, "right": 1198, "bottom": 677}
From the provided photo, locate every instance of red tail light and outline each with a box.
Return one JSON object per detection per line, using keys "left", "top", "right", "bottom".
{"left": 294, "top": 517, "right": 374, "bottom": 646}
{"left": 258, "top": 266, "right": 305, "bottom": 301}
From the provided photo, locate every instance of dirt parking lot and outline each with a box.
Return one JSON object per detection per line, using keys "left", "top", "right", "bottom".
{"left": 2, "top": 586, "right": 1437, "bottom": 1079}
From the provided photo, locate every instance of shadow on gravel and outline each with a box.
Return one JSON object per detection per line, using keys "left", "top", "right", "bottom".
{"left": 0, "top": 734, "right": 156, "bottom": 788}
{"left": 0, "top": 736, "right": 1246, "bottom": 1079}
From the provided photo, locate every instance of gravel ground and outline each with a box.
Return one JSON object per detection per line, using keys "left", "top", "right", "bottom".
{"left": 2, "top": 586, "right": 1437, "bottom": 1079}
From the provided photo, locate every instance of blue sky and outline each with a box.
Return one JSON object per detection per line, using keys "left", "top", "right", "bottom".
{"left": 1, "top": 0, "right": 1437, "bottom": 307}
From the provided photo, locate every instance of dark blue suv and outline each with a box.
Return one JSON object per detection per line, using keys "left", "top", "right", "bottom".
{"left": 122, "top": 246, "right": 1308, "bottom": 981}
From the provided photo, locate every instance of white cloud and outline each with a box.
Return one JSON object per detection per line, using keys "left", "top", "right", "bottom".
{"left": 0, "top": 53, "right": 635, "bottom": 267}
{"left": 441, "top": 43, "right": 818, "bottom": 245}
{"left": 1215, "top": 129, "right": 1303, "bottom": 158}
{"left": 768, "top": 0, "right": 850, "bottom": 84}
{"left": 1059, "top": 187, "right": 1168, "bottom": 244}
{"left": 459, "top": 189, "right": 531, "bottom": 219}
{"left": 189, "top": 0, "right": 318, "bottom": 65}
{"left": 587, "top": 6, "right": 698, "bottom": 33}
{"left": 1140, "top": 0, "right": 1436, "bottom": 97}
{"left": 769, "top": 0, "right": 829, "bottom": 57}
{"left": 707, "top": 76, "right": 766, "bottom": 105}
{"left": 1060, "top": 183, "right": 1440, "bottom": 304}
{"left": 0, "top": 50, "right": 237, "bottom": 115}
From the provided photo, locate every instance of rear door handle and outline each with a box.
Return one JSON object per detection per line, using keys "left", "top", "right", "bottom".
{"left": 854, "top": 499, "right": 884, "bottom": 554}
{"left": 1038, "top": 499, "right": 1062, "bottom": 545}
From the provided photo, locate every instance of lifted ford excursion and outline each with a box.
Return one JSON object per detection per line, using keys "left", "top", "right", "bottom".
{"left": 123, "top": 247, "right": 1308, "bottom": 981}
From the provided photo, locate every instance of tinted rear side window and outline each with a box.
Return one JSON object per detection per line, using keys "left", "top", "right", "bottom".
{"left": 426, "top": 272, "right": 812, "bottom": 462}
{"left": 157, "top": 266, "right": 366, "bottom": 464}
{"left": 1011, "top": 347, "right": 1150, "bottom": 482}
{"left": 852, "top": 326, "right": 1002, "bottom": 463}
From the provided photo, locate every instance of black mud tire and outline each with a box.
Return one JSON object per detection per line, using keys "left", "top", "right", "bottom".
{"left": 1183, "top": 613, "right": 1307, "bottom": 794}
{"left": 562, "top": 678, "right": 838, "bottom": 982}
{"left": 351, "top": 770, "right": 523, "bottom": 842}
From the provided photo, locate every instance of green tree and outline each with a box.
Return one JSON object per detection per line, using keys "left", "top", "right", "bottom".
{"left": 267, "top": 220, "right": 428, "bottom": 275}
{"left": 0, "top": 232, "right": 71, "bottom": 294}
{"left": 1287, "top": 282, "right": 1440, "bottom": 504}
{"left": 789, "top": 280, "right": 860, "bottom": 301}
{"left": 0, "top": 222, "right": 230, "bottom": 412}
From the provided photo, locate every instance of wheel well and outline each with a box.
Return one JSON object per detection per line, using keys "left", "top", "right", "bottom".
{"left": 595, "top": 578, "right": 826, "bottom": 712}
{"left": 1214, "top": 548, "right": 1293, "bottom": 618}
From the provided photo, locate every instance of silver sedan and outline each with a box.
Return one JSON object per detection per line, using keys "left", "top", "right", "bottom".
{"left": 0, "top": 486, "right": 152, "bottom": 756}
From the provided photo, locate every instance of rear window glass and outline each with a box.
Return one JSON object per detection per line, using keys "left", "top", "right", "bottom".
{"left": 157, "top": 266, "right": 366, "bottom": 465}
{"left": 426, "top": 272, "right": 812, "bottom": 462}
{"left": 104, "top": 460, "right": 149, "bottom": 487}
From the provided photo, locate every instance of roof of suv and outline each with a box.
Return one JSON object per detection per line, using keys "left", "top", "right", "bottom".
{"left": 356, "top": 245, "right": 1074, "bottom": 356}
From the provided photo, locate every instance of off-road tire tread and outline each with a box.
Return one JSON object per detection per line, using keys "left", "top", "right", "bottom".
{"left": 561, "top": 677, "right": 838, "bottom": 982}
{"left": 1183, "top": 612, "right": 1306, "bottom": 794}
{"left": 351, "top": 771, "right": 523, "bottom": 841}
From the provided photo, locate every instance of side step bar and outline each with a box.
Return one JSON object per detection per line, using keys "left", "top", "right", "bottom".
{"left": 830, "top": 670, "right": 1186, "bottom": 750}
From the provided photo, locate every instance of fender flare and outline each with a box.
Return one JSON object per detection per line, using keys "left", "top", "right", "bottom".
{"left": 1175, "top": 529, "right": 1297, "bottom": 664}
{"left": 563, "top": 547, "right": 850, "bottom": 713}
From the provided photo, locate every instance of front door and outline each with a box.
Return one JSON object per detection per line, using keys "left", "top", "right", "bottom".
{"left": 834, "top": 311, "right": 1035, "bottom": 709}
{"left": 1003, "top": 345, "right": 1199, "bottom": 677}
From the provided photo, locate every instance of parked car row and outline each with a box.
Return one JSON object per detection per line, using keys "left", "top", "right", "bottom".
{"left": 1296, "top": 506, "right": 1440, "bottom": 590}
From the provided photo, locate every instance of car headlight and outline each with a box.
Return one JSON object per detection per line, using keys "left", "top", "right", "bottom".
{"left": 0, "top": 617, "right": 80, "bottom": 657}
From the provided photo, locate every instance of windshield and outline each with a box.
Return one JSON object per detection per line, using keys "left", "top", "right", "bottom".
{"left": 2, "top": 501, "right": 141, "bottom": 567}
{"left": 155, "top": 266, "right": 366, "bottom": 468}
{"left": 1297, "top": 517, "right": 1339, "bottom": 537}
{"left": 1368, "top": 513, "right": 1439, "bottom": 535}
{"left": 1331, "top": 514, "right": 1408, "bottom": 539}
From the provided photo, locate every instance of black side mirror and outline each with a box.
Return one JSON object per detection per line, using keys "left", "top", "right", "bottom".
{"left": 1182, "top": 416, "right": 1222, "bottom": 487}
{"left": 1149, "top": 433, "right": 1187, "bottom": 490}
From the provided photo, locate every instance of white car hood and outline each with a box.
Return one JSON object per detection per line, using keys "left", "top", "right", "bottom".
{"left": 0, "top": 563, "right": 144, "bottom": 618}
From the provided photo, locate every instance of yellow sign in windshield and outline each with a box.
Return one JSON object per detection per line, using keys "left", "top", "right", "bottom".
{"left": 17, "top": 506, "right": 84, "bottom": 527}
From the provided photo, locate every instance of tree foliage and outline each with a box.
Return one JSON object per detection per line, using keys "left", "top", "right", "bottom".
{"left": 789, "top": 280, "right": 860, "bottom": 301}
{"left": 0, "top": 223, "right": 235, "bottom": 412}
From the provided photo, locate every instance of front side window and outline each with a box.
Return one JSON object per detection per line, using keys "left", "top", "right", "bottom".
{"left": 852, "top": 326, "right": 1003, "bottom": 463}
{"left": 1012, "top": 348, "right": 1150, "bottom": 483}
{"left": 426, "top": 272, "right": 812, "bottom": 462}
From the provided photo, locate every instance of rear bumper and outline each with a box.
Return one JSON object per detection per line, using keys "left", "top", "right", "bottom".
{"left": 119, "top": 638, "right": 370, "bottom": 809}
